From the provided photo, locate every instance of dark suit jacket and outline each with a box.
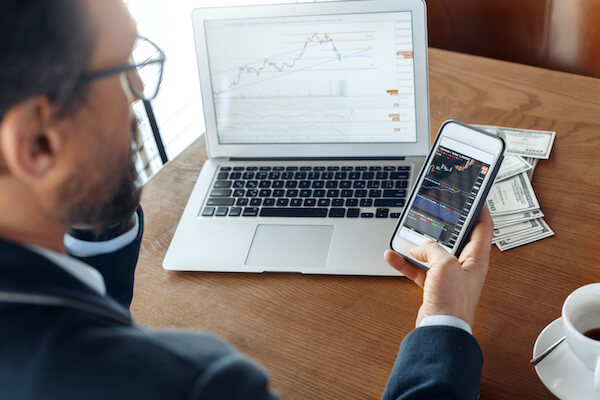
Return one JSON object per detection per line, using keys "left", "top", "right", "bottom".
{"left": 0, "top": 208, "right": 482, "bottom": 399}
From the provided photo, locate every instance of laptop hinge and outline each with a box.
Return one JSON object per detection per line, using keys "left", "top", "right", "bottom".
{"left": 230, "top": 156, "right": 406, "bottom": 161}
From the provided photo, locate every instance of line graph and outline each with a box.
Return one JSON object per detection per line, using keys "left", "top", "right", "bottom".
{"left": 204, "top": 12, "right": 417, "bottom": 144}
{"left": 216, "top": 33, "right": 343, "bottom": 95}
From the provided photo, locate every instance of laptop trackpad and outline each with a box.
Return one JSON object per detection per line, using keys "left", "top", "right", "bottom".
{"left": 245, "top": 225, "right": 333, "bottom": 269}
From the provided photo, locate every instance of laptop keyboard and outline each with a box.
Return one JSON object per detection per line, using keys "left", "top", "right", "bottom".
{"left": 201, "top": 164, "right": 410, "bottom": 219}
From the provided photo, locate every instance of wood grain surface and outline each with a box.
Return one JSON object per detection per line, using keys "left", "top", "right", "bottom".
{"left": 132, "top": 48, "right": 600, "bottom": 399}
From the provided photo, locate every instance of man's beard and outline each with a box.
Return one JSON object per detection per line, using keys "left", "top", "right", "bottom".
{"left": 59, "top": 118, "right": 142, "bottom": 229}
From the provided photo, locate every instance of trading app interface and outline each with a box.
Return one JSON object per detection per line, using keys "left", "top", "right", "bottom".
{"left": 400, "top": 141, "right": 491, "bottom": 250}
{"left": 204, "top": 11, "right": 417, "bottom": 144}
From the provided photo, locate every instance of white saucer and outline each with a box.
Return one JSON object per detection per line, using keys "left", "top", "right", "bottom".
{"left": 533, "top": 317, "right": 598, "bottom": 399}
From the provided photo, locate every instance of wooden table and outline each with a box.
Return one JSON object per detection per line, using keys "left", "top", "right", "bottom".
{"left": 133, "top": 48, "right": 600, "bottom": 399}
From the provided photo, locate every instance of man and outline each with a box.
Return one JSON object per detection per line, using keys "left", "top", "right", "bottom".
{"left": 0, "top": 1, "right": 492, "bottom": 399}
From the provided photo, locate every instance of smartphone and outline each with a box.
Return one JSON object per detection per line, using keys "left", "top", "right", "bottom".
{"left": 390, "top": 120, "right": 505, "bottom": 268}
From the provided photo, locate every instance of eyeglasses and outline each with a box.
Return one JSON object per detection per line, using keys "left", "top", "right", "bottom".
{"left": 76, "top": 37, "right": 166, "bottom": 102}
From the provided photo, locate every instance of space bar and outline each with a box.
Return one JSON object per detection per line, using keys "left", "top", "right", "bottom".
{"left": 259, "top": 208, "right": 328, "bottom": 217}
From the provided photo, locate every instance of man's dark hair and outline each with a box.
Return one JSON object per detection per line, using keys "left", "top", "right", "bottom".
{"left": 0, "top": 0, "right": 95, "bottom": 122}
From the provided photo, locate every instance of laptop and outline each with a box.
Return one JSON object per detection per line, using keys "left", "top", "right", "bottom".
{"left": 163, "top": 0, "right": 430, "bottom": 275}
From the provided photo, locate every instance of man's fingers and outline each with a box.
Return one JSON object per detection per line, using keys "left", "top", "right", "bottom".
{"left": 458, "top": 206, "right": 494, "bottom": 265}
{"left": 384, "top": 250, "right": 427, "bottom": 288}
{"left": 409, "top": 241, "right": 455, "bottom": 267}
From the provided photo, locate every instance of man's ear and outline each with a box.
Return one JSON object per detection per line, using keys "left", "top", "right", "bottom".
{"left": 0, "top": 97, "right": 62, "bottom": 184}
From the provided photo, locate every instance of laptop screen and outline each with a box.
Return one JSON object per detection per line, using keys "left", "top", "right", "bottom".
{"left": 204, "top": 11, "right": 417, "bottom": 145}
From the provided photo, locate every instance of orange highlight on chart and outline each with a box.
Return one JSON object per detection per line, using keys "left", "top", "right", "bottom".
{"left": 396, "top": 51, "right": 413, "bottom": 59}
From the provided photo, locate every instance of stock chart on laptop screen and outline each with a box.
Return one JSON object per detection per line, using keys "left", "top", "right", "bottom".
{"left": 204, "top": 11, "right": 417, "bottom": 144}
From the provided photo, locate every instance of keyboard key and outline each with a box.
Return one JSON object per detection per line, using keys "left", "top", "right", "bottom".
{"left": 246, "top": 189, "right": 258, "bottom": 197}
{"left": 368, "top": 189, "right": 382, "bottom": 197}
{"left": 216, "top": 207, "right": 229, "bottom": 217}
{"left": 355, "top": 166, "right": 367, "bottom": 171}
{"left": 321, "top": 172, "right": 334, "bottom": 180}
{"left": 347, "top": 208, "right": 360, "bottom": 218}
{"left": 390, "top": 212, "right": 401, "bottom": 218}
{"left": 210, "top": 189, "right": 232, "bottom": 197}
{"left": 290, "top": 198, "right": 302, "bottom": 207}
{"left": 329, "top": 208, "right": 346, "bottom": 218}
{"left": 314, "top": 166, "right": 326, "bottom": 171}
{"left": 327, "top": 190, "right": 340, "bottom": 197}
{"left": 300, "top": 166, "right": 312, "bottom": 171}
{"left": 360, "top": 212, "right": 374, "bottom": 218}
{"left": 246, "top": 166, "right": 258, "bottom": 171}
{"left": 355, "top": 190, "right": 367, "bottom": 197}
{"left": 311, "top": 181, "right": 325, "bottom": 189}
{"left": 367, "top": 181, "right": 380, "bottom": 189}
{"left": 349, "top": 172, "right": 361, "bottom": 180}
{"left": 263, "top": 198, "right": 276, "bottom": 206}
{"left": 384, "top": 166, "right": 396, "bottom": 171}
{"left": 313, "top": 190, "right": 326, "bottom": 197}
{"left": 341, "top": 166, "right": 353, "bottom": 171}
{"left": 259, "top": 166, "right": 271, "bottom": 171}
{"left": 259, "top": 189, "right": 271, "bottom": 197}
{"left": 374, "top": 199, "right": 405, "bottom": 207}
{"left": 220, "top": 166, "right": 232, "bottom": 171}
{"left": 259, "top": 181, "right": 271, "bottom": 188}
{"left": 276, "top": 198, "right": 289, "bottom": 207}
{"left": 383, "top": 190, "right": 407, "bottom": 198}
{"left": 256, "top": 172, "right": 268, "bottom": 180}
{"left": 341, "top": 190, "right": 353, "bottom": 197}
{"left": 268, "top": 172, "right": 280, "bottom": 180}
{"left": 233, "top": 181, "right": 245, "bottom": 188}
{"left": 360, "top": 198, "right": 373, "bottom": 207}
{"left": 381, "top": 181, "right": 394, "bottom": 189}
{"left": 376, "top": 172, "right": 389, "bottom": 180}
{"left": 260, "top": 208, "right": 328, "bottom": 217}
{"left": 376, "top": 208, "right": 389, "bottom": 218}
{"left": 245, "top": 181, "right": 258, "bottom": 188}
{"left": 229, "top": 207, "right": 242, "bottom": 217}
{"left": 217, "top": 172, "right": 229, "bottom": 180}
{"left": 334, "top": 172, "right": 347, "bottom": 180}
{"left": 286, "top": 189, "right": 299, "bottom": 197}
{"left": 294, "top": 172, "right": 307, "bottom": 180}
{"left": 243, "top": 207, "right": 259, "bottom": 217}
{"left": 318, "top": 199, "right": 331, "bottom": 207}
{"left": 361, "top": 172, "right": 374, "bottom": 180}
{"left": 273, "top": 189, "right": 285, "bottom": 197}
{"left": 230, "top": 172, "right": 241, "bottom": 180}
{"left": 299, "top": 180, "right": 311, "bottom": 188}
{"left": 285, "top": 181, "right": 298, "bottom": 189}
{"left": 327, "top": 166, "right": 339, "bottom": 171}
{"left": 236, "top": 198, "right": 249, "bottom": 206}
{"left": 346, "top": 199, "right": 358, "bottom": 207}
{"left": 325, "top": 181, "right": 338, "bottom": 189}
{"left": 250, "top": 198, "right": 262, "bottom": 206}
{"left": 395, "top": 181, "right": 408, "bottom": 189}
{"left": 308, "top": 172, "right": 320, "bottom": 180}
{"left": 233, "top": 189, "right": 245, "bottom": 197}
{"left": 207, "top": 198, "right": 235, "bottom": 206}
{"left": 233, "top": 166, "right": 244, "bottom": 171}
{"left": 300, "top": 189, "right": 312, "bottom": 197}
{"left": 214, "top": 180, "right": 232, "bottom": 188}
{"left": 273, "top": 166, "right": 285, "bottom": 171}
{"left": 398, "top": 166, "right": 411, "bottom": 170}
{"left": 202, "top": 207, "right": 215, "bottom": 216}
{"left": 340, "top": 181, "right": 352, "bottom": 189}
{"left": 353, "top": 181, "right": 366, "bottom": 189}
{"left": 272, "top": 181, "right": 284, "bottom": 188}
{"left": 369, "top": 166, "right": 382, "bottom": 171}
{"left": 242, "top": 172, "right": 255, "bottom": 180}
{"left": 304, "top": 198, "right": 316, "bottom": 207}
{"left": 286, "top": 166, "right": 298, "bottom": 171}
{"left": 282, "top": 172, "right": 294, "bottom": 180}
{"left": 391, "top": 172, "right": 409, "bottom": 179}
{"left": 332, "top": 199, "right": 344, "bottom": 207}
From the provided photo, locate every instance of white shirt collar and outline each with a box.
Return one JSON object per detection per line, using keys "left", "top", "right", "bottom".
{"left": 27, "top": 245, "right": 107, "bottom": 295}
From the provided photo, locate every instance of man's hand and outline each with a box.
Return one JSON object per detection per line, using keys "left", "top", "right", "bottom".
{"left": 385, "top": 207, "right": 494, "bottom": 328}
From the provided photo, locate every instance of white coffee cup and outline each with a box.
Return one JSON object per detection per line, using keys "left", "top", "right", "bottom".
{"left": 562, "top": 283, "right": 600, "bottom": 392}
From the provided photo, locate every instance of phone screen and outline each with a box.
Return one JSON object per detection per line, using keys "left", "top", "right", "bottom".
{"left": 397, "top": 136, "right": 494, "bottom": 251}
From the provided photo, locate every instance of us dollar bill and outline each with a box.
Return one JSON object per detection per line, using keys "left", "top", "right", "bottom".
{"left": 495, "top": 155, "right": 532, "bottom": 182}
{"left": 486, "top": 173, "right": 540, "bottom": 216}
{"left": 492, "top": 209, "right": 544, "bottom": 229}
{"left": 475, "top": 125, "right": 556, "bottom": 159}
{"left": 496, "top": 218, "right": 554, "bottom": 251}
{"left": 492, "top": 218, "right": 544, "bottom": 243}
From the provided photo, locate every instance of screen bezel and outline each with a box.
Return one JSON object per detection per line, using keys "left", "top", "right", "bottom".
{"left": 191, "top": 0, "right": 429, "bottom": 158}
{"left": 390, "top": 120, "right": 505, "bottom": 262}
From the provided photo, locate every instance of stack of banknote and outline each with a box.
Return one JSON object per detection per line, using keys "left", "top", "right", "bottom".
{"left": 475, "top": 125, "right": 556, "bottom": 251}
